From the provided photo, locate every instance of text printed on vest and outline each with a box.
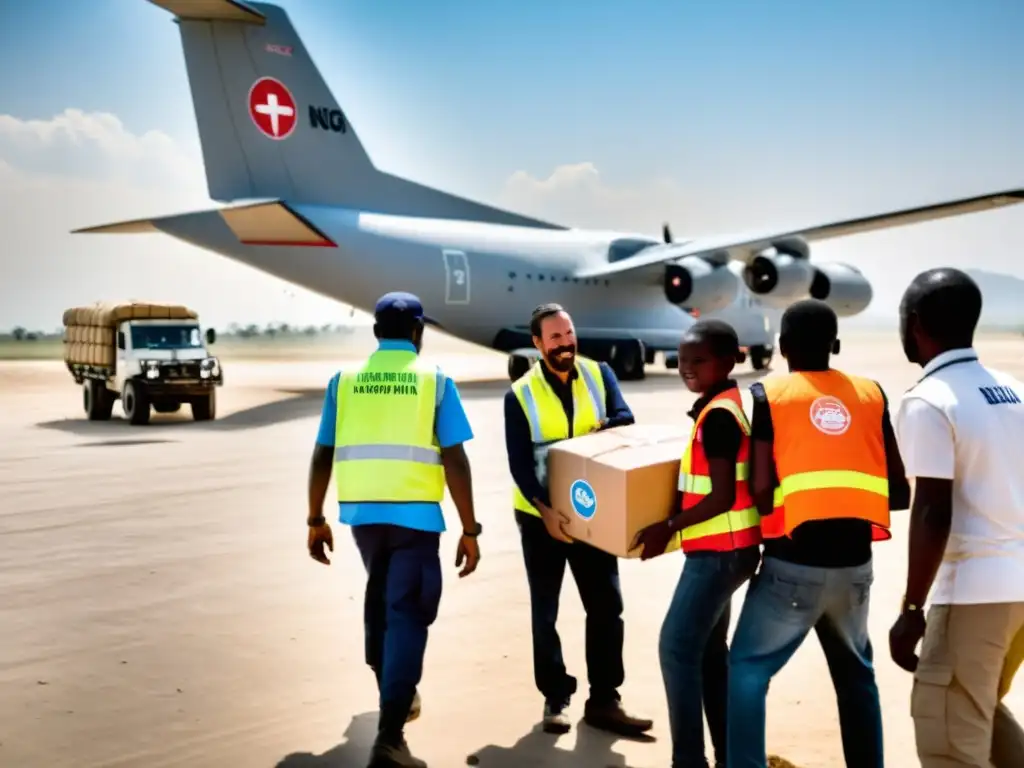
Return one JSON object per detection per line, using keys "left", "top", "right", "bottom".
{"left": 351, "top": 370, "right": 420, "bottom": 396}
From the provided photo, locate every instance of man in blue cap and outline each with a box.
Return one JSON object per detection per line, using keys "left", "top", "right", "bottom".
{"left": 306, "top": 291, "right": 482, "bottom": 768}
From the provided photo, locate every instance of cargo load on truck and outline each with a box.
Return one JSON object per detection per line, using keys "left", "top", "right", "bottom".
{"left": 61, "top": 301, "right": 221, "bottom": 426}
{"left": 62, "top": 301, "right": 199, "bottom": 370}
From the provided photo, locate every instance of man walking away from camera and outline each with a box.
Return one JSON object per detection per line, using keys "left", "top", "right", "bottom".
{"left": 307, "top": 292, "right": 482, "bottom": 768}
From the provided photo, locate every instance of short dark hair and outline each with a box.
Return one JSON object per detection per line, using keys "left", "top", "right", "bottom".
{"left": 683, "top": 319, "right": 740, "bottom": 361}
{"left": 374, "top": 312, "right": 421, "bottom": 341}
{"left": 780, "top": 299, "right": 838, "bottom": 357}
{"left": 901, "top": 268, "right": 982, "bottom": 347}
{"left": 530, "top": 303, "right": 566, "bottom": 338}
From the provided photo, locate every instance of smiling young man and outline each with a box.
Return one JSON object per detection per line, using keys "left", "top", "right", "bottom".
{"left": 633, "top": 319, "right": 761, "bottom": 768}
{"left": 503, "top": 303, "right": 653, "bottom": 737}
{"left": 889, "top": 268, "right": 1024, "bottom": 768}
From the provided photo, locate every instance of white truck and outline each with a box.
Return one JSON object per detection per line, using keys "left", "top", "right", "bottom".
{"left": 63, "top": 302, "right": 224, "bottom": 425}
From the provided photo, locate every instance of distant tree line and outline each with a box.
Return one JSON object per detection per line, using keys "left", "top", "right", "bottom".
{"left": 5, "top": 326, "right": 53, "bottom": 342}
{"left": 1, "top": 322, "right": 357, "bottom": 342}
{"left": 223, "top": 322, "right": 355, "bottom": 339}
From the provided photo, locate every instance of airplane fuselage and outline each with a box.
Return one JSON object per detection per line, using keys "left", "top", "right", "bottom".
{"left": 158, "top": 205, "right": 775, "bottom": 355}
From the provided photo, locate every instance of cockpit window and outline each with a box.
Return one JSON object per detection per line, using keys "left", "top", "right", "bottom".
{"left": 607, "top": 238, "right": 658, "bottom": 263}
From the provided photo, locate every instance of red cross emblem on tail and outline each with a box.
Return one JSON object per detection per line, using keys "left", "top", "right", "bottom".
{"left": 248, "top": 77, "right": 297, "bottom": 140}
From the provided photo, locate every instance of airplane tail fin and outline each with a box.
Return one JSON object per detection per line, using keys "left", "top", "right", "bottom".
{"left": 149, "top": 0, "right": 565, "bottom": 228}
{"left": 152, "top": 0, "right": 375, "bottom": 206}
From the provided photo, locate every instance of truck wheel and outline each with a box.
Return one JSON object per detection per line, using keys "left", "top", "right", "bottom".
{"left": 84, "top": 380, "right": 113, "bottom": 421}
{"left": 192, "top": 390, "right": 216, "bottom": 422}
{"left": 153, "top": 401, "right": 181, "bottom": 414}
{"left": 122, "top": 380, "right": 151, "bottom": 425}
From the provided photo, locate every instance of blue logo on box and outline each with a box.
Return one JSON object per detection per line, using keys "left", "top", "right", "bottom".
{"left": 570, "top": 479, "right": 597, "bottom": 520}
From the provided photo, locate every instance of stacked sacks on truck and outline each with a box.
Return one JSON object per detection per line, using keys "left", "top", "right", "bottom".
{"left": 62, "top": 301, "right": 199, "bottom": 370}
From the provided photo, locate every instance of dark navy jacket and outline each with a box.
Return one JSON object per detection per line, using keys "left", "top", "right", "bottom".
{"left": 503, "top": 360, "right": 634, "bottom": 508}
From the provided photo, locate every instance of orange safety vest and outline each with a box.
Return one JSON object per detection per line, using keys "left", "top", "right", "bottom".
{"left": 677, "top": 388, "right": 763, "bottom": 553}
{"left": 760, "top": 370, "right": 891, "bottom": 541}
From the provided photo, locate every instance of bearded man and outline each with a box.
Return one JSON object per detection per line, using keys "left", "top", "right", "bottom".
{"left": 503, "top": 303, "right": 653, "bottom": 737}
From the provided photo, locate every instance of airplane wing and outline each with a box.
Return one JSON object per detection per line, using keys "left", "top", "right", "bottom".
{"left": 574, "top": 188, "right": 1024, "bottom": 280}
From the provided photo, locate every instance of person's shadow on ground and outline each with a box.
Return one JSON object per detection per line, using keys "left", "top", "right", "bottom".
{"left": 275, "top": 714, "right": 652, "bottom": 768}
{"left": 274, "top": 712, "right": 378, "bottom": 768}
{"left": 468, "top": 719, "right": 653, "bottom": 768}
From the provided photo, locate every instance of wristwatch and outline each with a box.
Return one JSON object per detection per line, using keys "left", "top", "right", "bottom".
{"left": 901, "top": 596, "right": 923, "bottom": 615}
{"left": 463, "top": 522, "right": 483, "bottom": 537}
{"left": 307, "top": 514, "right": 326, "bottom": 527}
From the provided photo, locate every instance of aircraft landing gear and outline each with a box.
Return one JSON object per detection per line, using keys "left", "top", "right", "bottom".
{"left": 508, "top": 352, "right": 534, "bottom": 382}
{"left": 749, "top": 344, "right": 774, "bottom": 372}
{"left": 607, "top": 339, "right": 646, "bottom": 381}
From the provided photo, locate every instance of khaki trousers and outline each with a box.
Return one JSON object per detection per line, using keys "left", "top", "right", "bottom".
{"left": 912, "top": 602, "right": 1024, "bottom": 767}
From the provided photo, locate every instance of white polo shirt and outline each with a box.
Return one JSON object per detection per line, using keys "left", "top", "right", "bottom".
{"left": 895, "top": 348, "right": 1024, "bottom": 606}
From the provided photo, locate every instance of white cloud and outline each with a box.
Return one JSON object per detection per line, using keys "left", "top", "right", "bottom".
{"left": 0, "top": 109, "right": 354, "bottom": 332}
{"left": 0, "top": 109, "right": 200, "bottom": 189}
{"left": 499, "top": 161, "right": 691, "bottom": 236}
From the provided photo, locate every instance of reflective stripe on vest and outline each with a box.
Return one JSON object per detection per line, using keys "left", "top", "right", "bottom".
{"left": 677, "top": 391, "right": 762, "bottom": 553}
{"left": 333, "top": 349, "right": 445, "bottom": 503}
{"left": 511, "top": 357, "right": 607, "bottom": 517}
{"left": 760, "top": 370, "right": 891, "bottom": 541}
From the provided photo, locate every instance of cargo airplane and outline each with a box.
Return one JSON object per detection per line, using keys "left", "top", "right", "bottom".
{"left": 75, "top": 0, "right": 1024, "bottom": 381}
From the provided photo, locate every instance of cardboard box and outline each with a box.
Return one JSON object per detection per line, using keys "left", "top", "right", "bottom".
{"left": 547, "top": 424, "right": 689, "bottom": 558}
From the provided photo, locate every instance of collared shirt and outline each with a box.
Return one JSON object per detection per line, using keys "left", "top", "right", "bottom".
{"left": 315, "top": 339, "right": 474, "bottom": 533}
{"left": 504, "top": 359, "right": 635, "bottom": 507}
{"left": 895, "top": 347, "right": 1024, "bottom": 605}
{"left": 749, "top": 372, "right": 909, "bottom": 568}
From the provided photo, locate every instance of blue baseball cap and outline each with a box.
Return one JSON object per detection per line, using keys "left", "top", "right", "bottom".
{"left": 373, "top": 291, "right": 436, "bottom": 325}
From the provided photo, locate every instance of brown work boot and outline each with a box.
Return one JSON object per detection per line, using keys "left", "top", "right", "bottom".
{"left": 583, "top": 699, "right": 653, "bottom": 736}
{"left": 367, "top": 736, "right": 427, "bottom": 768}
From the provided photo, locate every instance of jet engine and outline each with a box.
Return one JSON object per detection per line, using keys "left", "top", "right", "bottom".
{"left": 663, "top": 256, "right": 740, "bottom": 314}
{"left": 809, "top": 262, "right": 873, "bottom": 317}
{"left": 742, "top": 238, "right": 815, "bottom": 309}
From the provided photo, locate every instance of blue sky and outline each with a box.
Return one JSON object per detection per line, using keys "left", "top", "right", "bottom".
{"left": 1, "top": 0, "right": 1023, "bottom": 330}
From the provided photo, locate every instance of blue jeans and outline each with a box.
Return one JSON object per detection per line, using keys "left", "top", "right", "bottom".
{"left": 352, "top": 524, "right": 442, "bottom": 740}
{"left": 660, "top": 546, "right": 761, "bottom": 768}
{"left": 516, "top": 510, "right": 624, "bottom": 705}
{"left": 726, "top": 557, "right": 882, "bottom": 768}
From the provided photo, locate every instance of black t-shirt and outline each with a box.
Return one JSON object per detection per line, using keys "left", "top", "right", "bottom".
{"left": 689, "top": 380, "right": 743, "bottom": 463}
{"left": 749, "top": 378, "right": 900, "bottom": 568}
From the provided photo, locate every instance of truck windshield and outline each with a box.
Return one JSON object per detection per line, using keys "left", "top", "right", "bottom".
{"left": 131, "top": 325, "right": 202, "bottom": 350}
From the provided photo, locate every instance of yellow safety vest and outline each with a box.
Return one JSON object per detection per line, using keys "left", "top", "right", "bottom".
{"left": 334, "top": 348, "right": 445, "bottom": 503}
{"left": 512, "top": 357, "right": 607, "bottom": 517}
